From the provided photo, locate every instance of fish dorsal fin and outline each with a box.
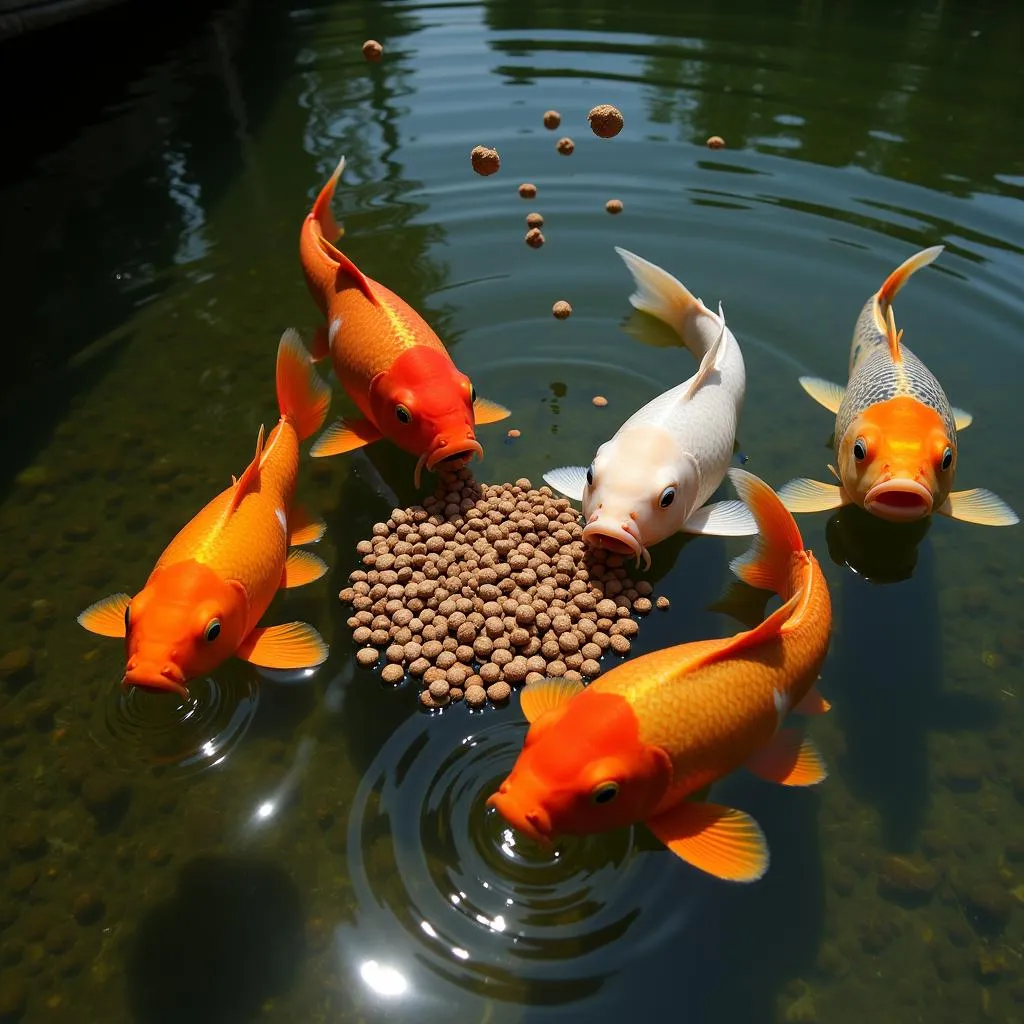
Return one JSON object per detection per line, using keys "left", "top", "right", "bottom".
{"left": 227, "top": 424, "right": 266, "bottom": 515}
{"left": 884, "top": 305, "right": 904, "bottom": 364}
{"left": 684, "top": 310, "right": 726, "bottom": 400}
{"left": 315, "top": 232, "right": 379, "bottom": 306}
{"left": 689, "top": 590, "right": 803, "bottom": 674}
{"left": 519, "top": 678, "right": 585, "bottom": 723}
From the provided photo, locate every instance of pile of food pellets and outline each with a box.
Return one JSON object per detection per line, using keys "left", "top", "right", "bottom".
{"left": 339, "top": 468, "right": 670, "bottom": 710}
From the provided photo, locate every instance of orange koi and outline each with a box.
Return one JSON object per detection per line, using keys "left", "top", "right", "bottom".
{"left": 299, "top": 155, "right": 510, "bottom": 486}
{"left": 488, "top": 469, "right": 832, "bottom": 883}
{"left": 77, "top": 331, "right": 332, "bottom": 697}
{"left": 780, "top": 246, "right": 1018, "bottom": 526}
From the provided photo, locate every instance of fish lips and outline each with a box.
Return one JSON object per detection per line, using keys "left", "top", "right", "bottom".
{"left": 486, "top": 789, "right": 554, "bottom": 847}
{"left": 122, "top": 659, "right": 190, "bottom": 699}
{"left": 864, "top": 478, "right": 934, "bottom": 522}
{"left": 581, "top": 518, "right": 650, "bottom": 569}
{"left": 426, "top": 435, "right": 484, "bottom": 472}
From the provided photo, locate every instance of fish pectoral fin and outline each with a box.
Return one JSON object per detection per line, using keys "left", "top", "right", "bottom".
{"left": 793, "top": 686, "right": 831, "bottom": 715}
{"left": 951, "top": 406, "right": 973, "bottom": 431}
{"left": 746, "top": 728, "right": 828, "bottom": 786}
{"left": 236, "top": 622, "right": 329, "bottom": 669}
{"left": 310, "top": 417, "right": 383, "bottom": 458}
{"left": 542, "top": 466, "right": 589, "bottom": 503}
{"left": 310, "top": 324, "right": 331, "bottom": 363}
{"left": 281, "top": 549, "right": 329, "bottom": 588}
{"left": 77, "top": 593, "right": 131, "bottom": 638}
{"left": 777, "top": 477, "right": 847, "bottom": 514}
{"left": 682, "top": 499, "right": 758, "bottom": 537}
{"left": 473, "top": 397, "right": 512, "bottom": 426}
{"left": 938, "top": 488, "right": 1019, "bottom": 527}
{"left": 288, "top": 504, "right": 326, "bottom": 546}
{"left": 645, "top": 802, "right": 769, "bottom": 882}
{"left": 519, "top": 677, "right": 584, "bottom": 723}
{"left": 227, "top": 424, "right": 266, "bottom": 514}
{"left": 798, "top": 376, "right": 846, "bottom": 414}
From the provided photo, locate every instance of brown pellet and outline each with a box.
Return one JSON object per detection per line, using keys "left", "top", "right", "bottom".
{"left": 526, "top": 212, "right": 544, "bottom": 228}
{"left": 525, "top": 228, "right": 545, "bottom": 249}
{"left": 552, "top": 300, "right": 572, "bottom": 320}
{"left": 465, "top": 684, "right": 487, "bottom": 709}
{"left": 471, "top": 145, "right": 500, "bottom": 176}
{"left": 592, "top": 395, "right": 608, "bottom": 407}
{"left": 656, "top": 595, "right": 671, "bottom": 610}
{"left": 610, "top": 634, "right": 631, "bottom": 655}
{"left": 543, "top": 109, "right": 561, "bottom": 129}
{"left": 420, "top": 690, "right": 440, "bottom": 709}
{"left": 507, "top": 429, "right": 521, "bottom": 439}
{"left": 581, "top": 659, "right": 602, "bottom": 678}
{"left": 487, "top": 681, "right": 512, "bottom": 703}
{"left": 381, "top": 664, "right": 404, "bottom": 685}
{"left": 706, "top": 135, "right": 725, "bottom": 149}
{"left": 429, "top": 680, "right": 451, "bottom": 702}
{"left": 519, "top": 182, "right": 537, "bottom": 198}
{"left": 362, "top": 39, "right": 383, "bottom": 62}
{"left": 588, "top": 104, "right": 623, "bottom": 138}
{"left": 356, "top": 648, "right": 378, "bottom": 668}
{"left": 605, "top": 198, "right": 623, "bottom": 215}
{"left": 556, "top": 136, "right": 575, "bottom": 155}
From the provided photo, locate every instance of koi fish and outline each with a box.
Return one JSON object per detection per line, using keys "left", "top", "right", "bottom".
{"left": 77, "top": 331, "right": 333, "bottom": 697}
{"left": 779, "top": 245, "right": 1018, "bottom": 526}
{"left": 299, "top": 155, "right": 510, "bottom": 487}
{"left": 543, "top": 247, "right": 756, "bottom": 569}
{"left": 488, "top": 468, "right": 832, "bottom": 883}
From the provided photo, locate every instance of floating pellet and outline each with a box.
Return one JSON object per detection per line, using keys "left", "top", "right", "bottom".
{"left": 380, "top": 664, "right": 404, "bottom": 685}
{"left": 519, "top": 182, "right": 537, "bottom": 198}
{"left": 552, "top": 300, "right": 572, "bottom": 320}
{"left": 543, "top": 110, "right": 561, "bottom": 129}
{"left": 356, "top": 647, "right": 378, "bottom": 668}
{"left": 592, "top": 395, "right": 608, "bottom": 407}
{"left": 588, "top": 104, "right": 623, "bottom": 138}
{"left": 556, "top": 137, "right": 575, "bottom": 155}
{"left": 471, "top": 145, "right": 500, "bottom": 176}
{"left": 706, "top": 135, "right": 725, "bottom": 149}
{"left": 526, "top": 212, "right": 544, "bottom": 228}
{"left": 465, "top": 684, "right": 487, "bottom": 709}
{"left": 525, "top": 228, "right": 545, "bottom": 249}
{"left": 362, "top": 39, "right": 383, "bottom": 62}
{"left": 605, "top": 199, "right": 623, "bottom": 215}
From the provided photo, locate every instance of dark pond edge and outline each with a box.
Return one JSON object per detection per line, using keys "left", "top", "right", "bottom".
{"left": 0, "top": 0, "right": 132, "bottom": 41}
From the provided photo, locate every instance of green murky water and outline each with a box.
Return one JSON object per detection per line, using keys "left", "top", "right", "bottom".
{"left": 1, "top": 1, "right": 1023, "bottom": 1021}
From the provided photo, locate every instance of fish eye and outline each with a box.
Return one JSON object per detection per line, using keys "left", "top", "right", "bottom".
{"left": 395, "top": 404, "right": 412, "bottom": 424}
{"left": 586, "top": 464, "right": 594, "bottom": 487}
{"left": 591, "top": 781, "right": 619, "bottom": 805}
{"left": 853, "top": 438, "right": 867, "bottom": 462}
{"left": 659, "top": 486, "right": 676, "bottom": 508}
{"left": 124, "top": 604, "right": 131, "bottom": 630}
{"left": 204, "top": 618, "right": 221, "bottom": 643}
{"left": 940, "top": 446, "right": 953, "bottom": 471}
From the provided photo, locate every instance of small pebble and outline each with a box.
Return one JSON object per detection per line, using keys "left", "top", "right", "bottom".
{"left": 588, "top": 104, "right": 623, "bottom": 138}
{"left": 355, "top": 647, "right": 378, "bottom": 668}
{"left": 362, "top": 39, "right": 383, "bottom": 62}
{"left": 525, "top": 228, "right": 545, "bottom": 249}
{"left": 526, "top": 212, "right": 544, "bottom": 228}
{"left": 592, "top": 395, "right": 608, "bottom": 407}
{"left": 471, "top": 145, "right": 500, "bottom": 176}
{"left": 507, "top": 429, "right": 521, "bottom": 439}
{"left": 543, "top": 110, "right": 561, "bottom": 129}
{"left": 465, "top": 684, "right": 487, "bottom": 709}
{"left": 605, "top": 198, "right": 623, "bottom": 215}
{"left": 380, "top": 663, "right": 405, "bottom": 685}
{"left": 518, "top": 182, "right": 537, "bottom": 198}
{"left": 706, "top": 135, "right": 725, "bottom": 149}
{"left": 552, "top": 300, "right": 572, "bottom": 320}
{"left": 556, "top": 137, "right": 575, "bottom": 156}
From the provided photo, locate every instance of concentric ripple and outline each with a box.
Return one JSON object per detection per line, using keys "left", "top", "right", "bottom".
{"left": 99, "top": 670, "right": 259, "bottom": 775}
{"left": 338, "top": 701, "right": 702, "bottom": 1014}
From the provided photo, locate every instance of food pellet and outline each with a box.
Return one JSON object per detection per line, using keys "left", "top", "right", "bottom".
{"left": 588, "top": 104, "right": 623, "bottom": 138}
{"left": 706, "top": 135, "right": 725, "bottom": 149}
{"left": 552, "top": 300, "right": 572, "bottom": 320}
{"left": 507, "top": 429, "right": 521, "bottom": 439}
{"left": 471, "top": 145, "right": 501, "bottom": 176}
{"left": 543, "top": 110, "right": 561, "bottom": 129}
{"left": 592, "top": 395, "right": 608, "bottom": 407}
{"left": 525, "top": 228, "right": 545, "bottom": 249}
{"left": 556, "top": 137, "right": 575, "bottom": 156}
{"left": 605, "top": 199, "right": 623, "bottom": 215}
{"left": 362, "top": 39, "right": 383, "bottom": 62}
{"left": 656, "top": 595, "right": 671, "bottom": 610}
{"left": 519, "top": 182, "right": 537, "bottom": 199}
{"left": 340, "top": 467, "right": 665, "bottom": 708}
{"left": 526, "top": 212, "right": 544, "bottom": 228}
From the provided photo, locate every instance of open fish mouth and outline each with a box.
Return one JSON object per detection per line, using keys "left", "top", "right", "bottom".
{"left": 581, "top": 519, "right": 652, "bottom": 570}
{"left": 415, "top": 439, "right": 485, "bottom": 488}
{"left": 864, "top": 478, "right": 934, "bottom": 522}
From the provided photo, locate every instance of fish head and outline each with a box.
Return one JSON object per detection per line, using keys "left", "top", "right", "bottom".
{"left": 369, "top": 348, "right": 483, "bottom": 476}
{"left": 838, "top": 398, "right": 955, "bottom": 523}
{"left": 487, "top": 690, "right": 672, "bottom": 842}
{"left": 122, "top": 562, "right": 248, "bottom": 697}
{"left": 580, "top": 427, "right": 695, "bottom": 567}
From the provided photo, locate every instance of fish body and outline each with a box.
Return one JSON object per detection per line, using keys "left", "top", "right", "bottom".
{"left": 77, "top": 331, "right": 332, "bottom": 696}
{"left": 780, "top": 246, "right": 1018, "bottom": 527}
{"left": 544, "top": 248, "right": 756, "bottom": 569}
{"left": 488, "top": 469, "right": 833, "bottom": 883}
{"left": 299, "top": 156, "right": 509, "bottom": 486}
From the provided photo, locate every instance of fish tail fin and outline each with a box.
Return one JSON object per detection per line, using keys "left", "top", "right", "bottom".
{"left": 727, "top": 468, "right": 805, "bottom": 596}
{"left": 312, "top": 155, "right": 345, "bottom": 243}
{"left": 614, "top": 246, "right": 718, "bottom": 362}
{"left": 276, "top": 329, "right": 332, "bottom": 441}
{"left": 878, "top": 244, "right": 944, "bottom": 308}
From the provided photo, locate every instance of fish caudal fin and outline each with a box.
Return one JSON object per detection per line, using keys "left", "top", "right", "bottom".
{"left": 236, "top": 622, "right": 329, "bottom": 670}
{"left": 276, "top": 329, "right": 332, "bottom": 441}
{"left": 746, "top": 729, "right": 828, "bottom": 786}
{"left": 727, "top": 468, "right": 805, "bottom": 595}
{"left": 938, "top": 488, "right": 1020, "bottom": 527}
{"left": 312, "top": 155, "right": 346, "bottom": 243}
{"left": 77, "top": 593, "right": 130, "bottom": 638}
{"left": 645, "top": 801, "right": 769, "bottom": 882}
{"left": 542, "top": 466, "right": 589, "bottom": 503}
{"left": 877, "top": 244, "right": 944, "bottom": 309}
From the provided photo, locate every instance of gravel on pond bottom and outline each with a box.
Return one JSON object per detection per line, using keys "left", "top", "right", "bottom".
{"left": 339, "top": 468, "right": 661, "bottom": 709}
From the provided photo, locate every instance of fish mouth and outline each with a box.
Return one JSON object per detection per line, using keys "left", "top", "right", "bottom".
{"left": 582, "top": 518, "right": 652, "bottom": 570}
{"left": 122, "top": 659, "right": 190, "bottom": 699}
{"left": 486, "top": 790, "right": 553, "bottom": 847}
{"left": 864, "top": 478, "right": 934, "bottom": 522}
{"left": 414, "top": 437, "right": 485, "bottom": 488}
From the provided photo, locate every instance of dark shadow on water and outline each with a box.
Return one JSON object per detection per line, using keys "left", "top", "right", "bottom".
{"left": 126, "top": 854, "right": 305, "bottom": 1024}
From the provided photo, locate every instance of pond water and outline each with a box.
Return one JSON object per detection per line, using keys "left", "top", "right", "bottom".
{"left": 1, "top": 1, "right": 1023, "bottom": 1022}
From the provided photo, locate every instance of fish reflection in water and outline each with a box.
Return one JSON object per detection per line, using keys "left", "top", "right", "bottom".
{"left": 825, "top": 503, "right": 931, "bottom": 584}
